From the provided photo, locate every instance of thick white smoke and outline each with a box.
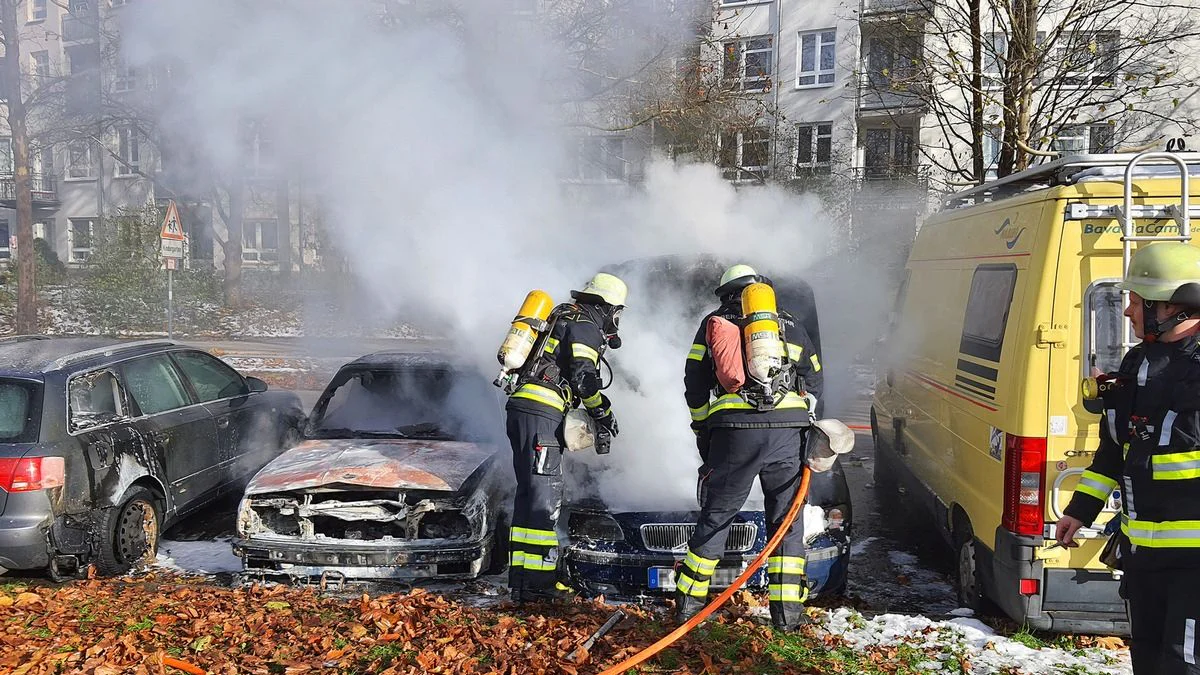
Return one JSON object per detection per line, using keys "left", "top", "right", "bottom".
{"left": 121, "top": 0, "right": 892, "bottom": 510}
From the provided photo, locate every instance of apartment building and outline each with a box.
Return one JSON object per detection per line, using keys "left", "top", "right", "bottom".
{"left": 0, "top": 0, "right": 303, "bottom": 272}
{"left": 708, "top": 0, "right": 1200, "bottom": 245}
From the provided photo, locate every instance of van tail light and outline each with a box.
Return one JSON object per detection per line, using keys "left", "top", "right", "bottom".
{"left": 0, "top": 456, "right": 66, "bottom": 492}
{"left": 1001, "top": 435, "right": 1047, "bottom": 537}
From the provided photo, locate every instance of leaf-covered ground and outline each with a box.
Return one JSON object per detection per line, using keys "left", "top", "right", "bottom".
{"left": 0, "top": 575, "right": 1128, "bottom": 675}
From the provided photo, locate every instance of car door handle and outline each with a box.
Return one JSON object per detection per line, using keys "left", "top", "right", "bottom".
{"left": 217, "top": 418, "right": 231, "bottom": 429}
{"left": 152, "top": 431, "right": 171, "bottom": 446}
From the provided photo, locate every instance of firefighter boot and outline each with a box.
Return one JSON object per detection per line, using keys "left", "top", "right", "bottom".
{"left": 517, "top": 581, "right": 577, "bottom": 605}
{"left": 673, "top": 592, "right": 707, "bottom": 625}
{"left": 769, "top": 602, "right": 814, "bottom": 632}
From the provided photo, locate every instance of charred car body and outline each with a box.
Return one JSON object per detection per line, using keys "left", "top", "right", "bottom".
{"left": 0, "top": 337, "right": 304, "bottom": 578}
{"left": 234, "top": 353, "right": 512, "bottom": 581}
{"left": 560, "top": 255, "right": 851, "bottom": 598}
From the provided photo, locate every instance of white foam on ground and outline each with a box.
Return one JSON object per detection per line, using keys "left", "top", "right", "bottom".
{"left": 154, "top": 538, "right": 243, "bottom": 575}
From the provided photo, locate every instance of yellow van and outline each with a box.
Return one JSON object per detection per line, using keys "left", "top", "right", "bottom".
{"left": 871, "top": 151, "right": 1198, "bottom": 635}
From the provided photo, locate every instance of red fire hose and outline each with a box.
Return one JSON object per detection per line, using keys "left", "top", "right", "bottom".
{"left": 594, "top": 466, "right": 813, "bottom": 675}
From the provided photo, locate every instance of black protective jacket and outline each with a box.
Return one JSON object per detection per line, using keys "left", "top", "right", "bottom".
{"left": 684, "top": 299, "right": 823, "bottom": 429}
{"left": 1064, "top": 338, "right": 1200, "bottom": 571}
{"left": 506, "top": 303, "right": 611, "bottom": 422}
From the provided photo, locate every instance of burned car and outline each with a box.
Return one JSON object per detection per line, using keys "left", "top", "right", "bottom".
{"left": 234, "top": 353, "right": 512, "bottom": 581}
{"left": 0, "top": 337, "right": 304, "bottom": 579}
{"left": 563, "top": 462, "right": 852, "bottom": 598}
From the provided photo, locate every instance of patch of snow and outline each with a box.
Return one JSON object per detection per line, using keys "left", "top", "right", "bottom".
{"left": 850, "top": 535, "right": 879, "bottom": 556}
{"left": 948, "top": 607, "right": 976, "bottom": 617}
{"left": 155, "top": 537, "right": 243, "bottom": 575}
{"left": 888, "top": 550, "right": 919, "bottom": 567}
{"left": 822, "top": 607, "right": 1131, "bottom": 674}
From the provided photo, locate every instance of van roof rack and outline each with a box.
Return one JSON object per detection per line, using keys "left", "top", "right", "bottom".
{"left": 50, "top": 339, "right": 178, "bottom": 371}
{"left": 942, "top": 152, "right": 1200, "bottom": 209}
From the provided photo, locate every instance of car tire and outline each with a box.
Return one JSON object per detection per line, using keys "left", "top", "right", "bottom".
{"left": 96, "top": 486, "right": 162, "bottom": 577}
{"left": 952, "top": 516, "right": 988, "bottom": 613}
{"left": 871, "top": 412, "right": 900, "bottom": 497}
{"left": 485, "top": 512, "right": 510, "bottom": 575}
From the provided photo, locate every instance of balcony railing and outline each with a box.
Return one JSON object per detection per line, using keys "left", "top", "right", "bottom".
{"left": 0, "top": 174, "right": 60, "bottom": 206}
{"left": 851, "top": 165, "right": 930, "bottom": 210}
{"left": 861, "top": 0, "right": 930, "bottom": 15}
{"left": 61, "top": 15, "right": 99, "bottom": 42}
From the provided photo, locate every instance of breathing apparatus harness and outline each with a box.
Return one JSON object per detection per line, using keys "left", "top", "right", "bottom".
{"left": 1142, "top": 298, "right": 1200, "bottom": 343}
{"left": 506, "top": 301, "right": 619, "bottom": 402}
{"left": 711, "top": 290, "right": 805, "bottom": 412}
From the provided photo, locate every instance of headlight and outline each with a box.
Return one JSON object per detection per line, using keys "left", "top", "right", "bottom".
{"left": 568, "top": 511, "right": 624, "bottom": 542}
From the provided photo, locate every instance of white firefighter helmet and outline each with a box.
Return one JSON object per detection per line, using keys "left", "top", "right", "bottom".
{"left": 573, "top": 272, "right": 628, "bottom": 307}
{"left": 806, "top": 418, "right": 855, "bottom": 473}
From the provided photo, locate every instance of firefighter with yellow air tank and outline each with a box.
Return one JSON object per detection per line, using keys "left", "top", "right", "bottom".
{"left": 679, "top": 264, "right": 823, "bottom": 630}
{"left": 494, "top": 272, "right": 627, "bottom": 604}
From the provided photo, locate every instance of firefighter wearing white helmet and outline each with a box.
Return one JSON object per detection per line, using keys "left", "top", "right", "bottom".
{"left": 503, "top": 272, "right": 627, "bottom": 604}
{"left": 678, "top": 263, "right": 824, "bottom": 631}
{"left": 1056, "top": 242, "right": 1200, "bottom": 674}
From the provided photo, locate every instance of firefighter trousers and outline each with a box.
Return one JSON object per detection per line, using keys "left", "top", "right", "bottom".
{"left": 676, "top": 426, "right": 808, "bottom": 628}
{"left": 506, "top": 406, "right": 567, "bottom": 596}
{"left": 1123, "top": 567, "right": 1200, "bottom": 674}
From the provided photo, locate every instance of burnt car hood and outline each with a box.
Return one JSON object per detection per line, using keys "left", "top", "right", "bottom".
{"left": 245, "top": 438, "right": 499, "bottom": 494}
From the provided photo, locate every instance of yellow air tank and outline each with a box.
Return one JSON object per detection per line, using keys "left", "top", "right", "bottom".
{"left": 741, "top": 282, "right": 785, "bottom": 384}
{"left": 497, "top": 290, "right": 554, "bottom": 375}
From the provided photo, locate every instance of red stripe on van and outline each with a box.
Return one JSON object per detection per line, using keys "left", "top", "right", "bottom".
{"left": 909, "top": 253, "right": 1032, "bottom": 262}
{"left": 905, "top": 370, "right": 999, "bottom": 412}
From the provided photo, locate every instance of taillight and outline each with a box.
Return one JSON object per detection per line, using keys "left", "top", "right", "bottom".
{"left": 0, "top": 456, "right": 65, "bottom": 492}
{"left": 1001, "top": 435, "right": 1047, "bottom": 536}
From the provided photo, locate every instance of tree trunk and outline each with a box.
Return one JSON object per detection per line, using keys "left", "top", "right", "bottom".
{"left": 221, "top": 182, "right": 246, "bottom": 307}
{"left": 275, "top": 177, "right": 291, "bottom": 279}
{"left": 1, "top": 0, "right": 37, "bottom": 333}
{"left": 969, "top": 0, "right": 985, "bottom": 183}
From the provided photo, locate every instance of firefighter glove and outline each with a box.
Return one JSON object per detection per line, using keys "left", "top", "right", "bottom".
{"left": 593, "top": 409, "right": 619, "bottom": 437}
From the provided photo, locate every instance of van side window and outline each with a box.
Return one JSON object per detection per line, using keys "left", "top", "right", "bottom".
{"left": 959, "top": 265, "right": 1018, "bottom": 362}
{"left": 68, "top": 370, "right": 127, "bottom": 431}
{"left": 119, "top": 356, "right": 193, "bottom": 416}
{"left": 1086, "top": 282, "right": 1124, "bottom": 375}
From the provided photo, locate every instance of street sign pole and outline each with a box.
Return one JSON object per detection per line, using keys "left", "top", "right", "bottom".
{"left": 159, "top": 200, "right": 186, "bottom": 340}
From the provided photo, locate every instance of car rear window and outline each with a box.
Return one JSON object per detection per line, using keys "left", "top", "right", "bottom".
{"left": 0, "top": 379, "right": 42, "bottom": 443}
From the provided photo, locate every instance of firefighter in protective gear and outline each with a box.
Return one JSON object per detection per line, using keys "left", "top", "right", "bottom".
{"left": 1056, "top": 242, "right": 1200, "bottom": 674}
{"left": 678, "top": 264, "right": 823, "bottom": 630}
{"left": 505, "top": 272, "right": 626, "bottom": 603}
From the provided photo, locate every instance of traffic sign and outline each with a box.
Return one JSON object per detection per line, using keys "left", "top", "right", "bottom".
{"left": 161, "top": 238, "right": 184, "bottom": 258}
{"left": 160, "top": 200, "right": 185, "bottom": 243}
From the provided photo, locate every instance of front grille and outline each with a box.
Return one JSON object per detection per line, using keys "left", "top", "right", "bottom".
{"left": 640, "top": 523, "right": 757, "bottom": 553}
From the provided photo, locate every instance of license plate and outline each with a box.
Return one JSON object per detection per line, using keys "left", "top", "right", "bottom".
{"left": 648, "top": 566, "right": 675, "bottom": 590}
{"left": 648, "top": 566, "right": 743, "bottom": 590}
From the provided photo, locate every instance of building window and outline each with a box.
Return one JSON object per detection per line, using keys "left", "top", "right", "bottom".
{"left": 69, "top": 218, "right": 94, "bottom": 263}
{"left": 796, "top": 123, "right": 832, "bottom": 175}
{"left": 983, "top": 126, "right": 1002, "bottom": 179}
{"left": 867, "top": 34, "right": 921, "bottom": 89}
{"left": 797, "top": 29, "right": 836, "bottom": 87}
{"left": 723, "top": 36, "right": 773, "bottom": 92}
{"left": 67, "top": 140, "right": 93, "bottom": 179}
{"left": 572, "top": 136, "right": 626, "bottom": 182}
{"left": 241, "top": 123, "right": 274, "bottom": 178}
{"left": 30, "top": 51, "right": 50, "bottom": 79}
{"left": 719, "top": 127, "right": 771, "bottom": 181}
{"left": 0, "top": 220, "right": 9, "bottom": 260}
{"left": 862, "top": 126, "right": 917, "bottom": 178}
{"left": 34, "top": 221, "right": 52, "bottom": 243}
{"left": 242, "top": 220, "right": 279, "bottom": 263}
{"left": 1051, "top": 124, "right": 1115, "bottom": 154}
{"left": 113, "top": 60, "right": 136, "bottom": 92}
{"left": 115, "top": 126, "right": 139, "bottom": 176}
{"left": 1054, "top": 32, "right": 1119, "bottom": 87}
{"left": 29, "top": 0, "right": 47, "bottom": 21}
{"left": 0, "top": 138, "right": 12, "bottom": 175}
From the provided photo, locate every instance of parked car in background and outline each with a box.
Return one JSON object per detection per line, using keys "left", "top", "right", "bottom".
{"left": 562, "top": 461, "right": 852, "bottom": 598}
{"left": 234, "top": 352, "right": 513, "bottom": 582}
{"left": 0, "top": 336, "right": 305, "bottom": 578}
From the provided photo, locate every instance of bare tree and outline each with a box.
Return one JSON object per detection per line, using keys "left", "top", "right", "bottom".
{"left": 860, "top": 0, "right": 1200, "bottom": 184}
{"left": 0, "top": 0, "right": 40, "bottom": 332}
